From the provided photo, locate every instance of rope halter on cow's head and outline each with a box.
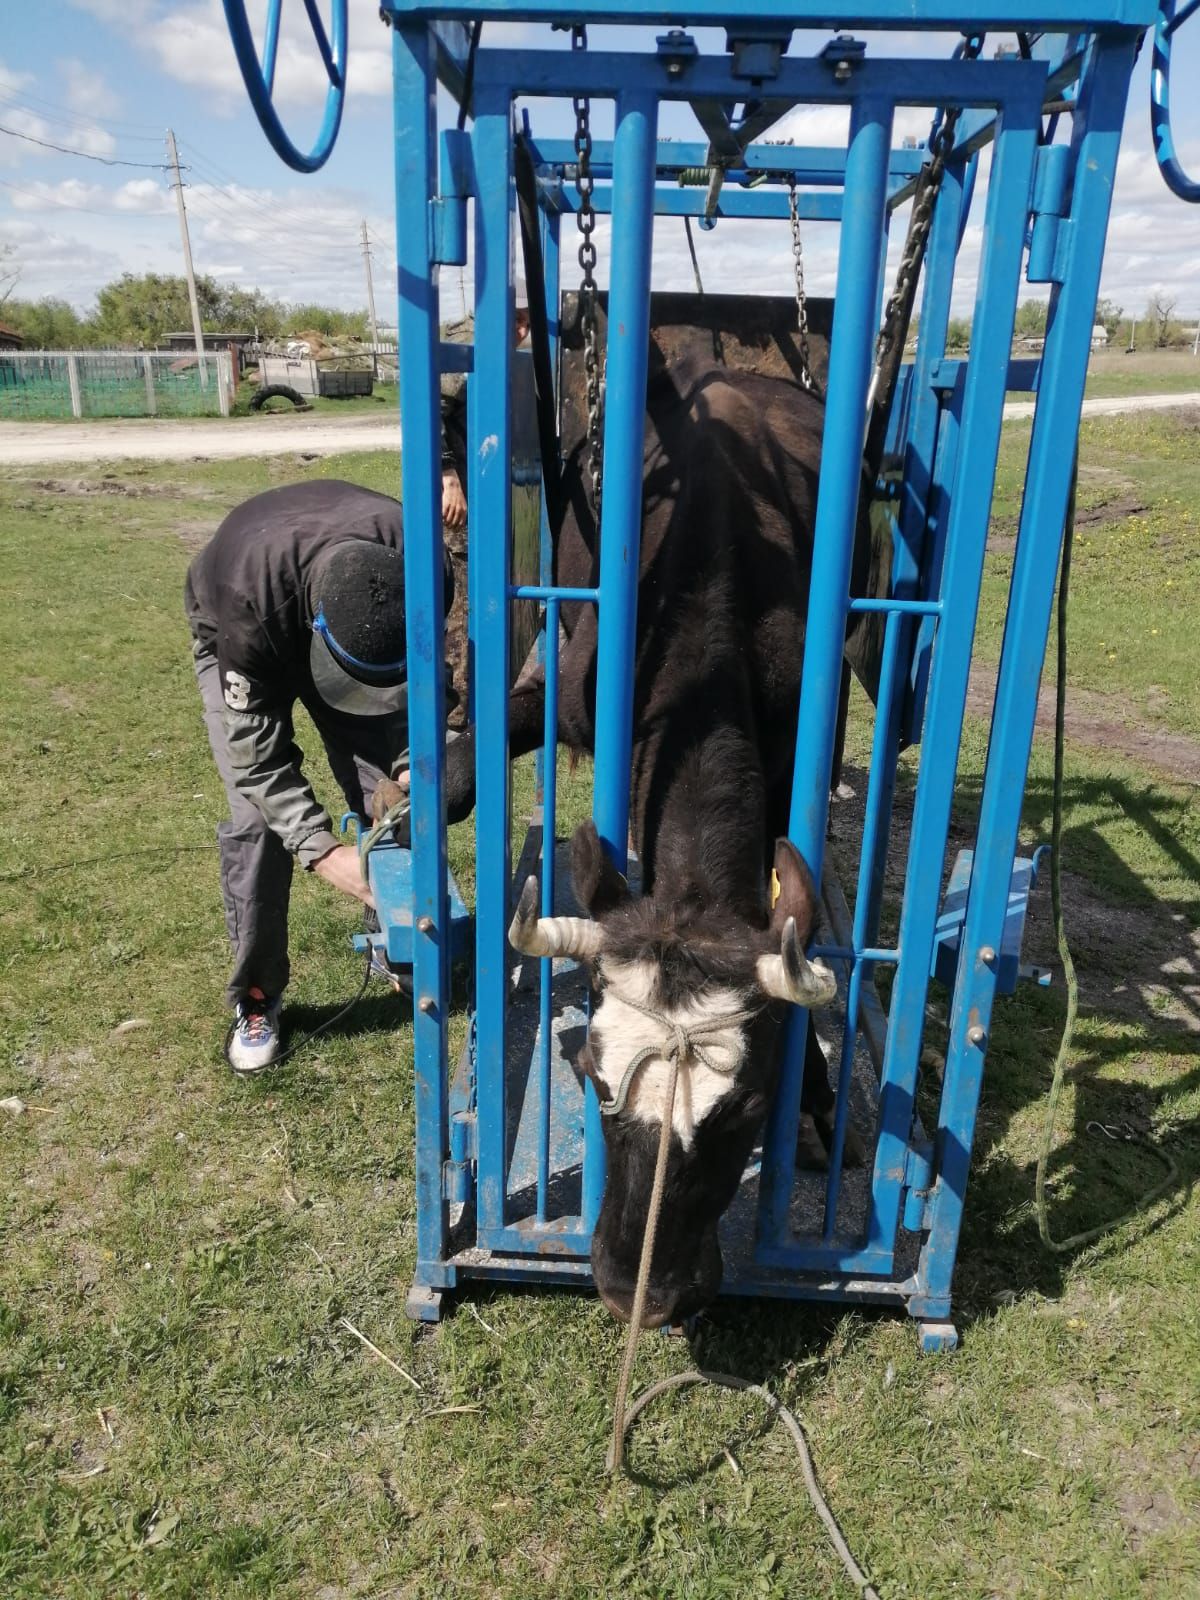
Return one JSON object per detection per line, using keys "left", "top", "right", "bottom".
{"left": 507, "top": 876, "right": 839, "bottom": 1114}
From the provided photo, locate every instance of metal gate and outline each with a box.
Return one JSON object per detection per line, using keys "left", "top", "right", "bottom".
{"left": 222, "top": 1, "right": 1188, "bottom": 1345}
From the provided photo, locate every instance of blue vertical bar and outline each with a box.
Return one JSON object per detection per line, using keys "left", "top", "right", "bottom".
{"left": 917, "top": 34, "right": 1138, "bottom": 1312}
{"left": 582, "top": 89, "right": 658, "bottom": 1233}
{"left": 757, "top": 95, "right": 894, "bottom": 1252}
{"left": 536, "top": 596, "right": 560, "bottom": 1223}
{"left": 865, "top": 84, "right": 1043, "bottom": 1262}
{"left": 392, "top": 22, "right": 451, "bottom": 1287}
{"left": 471, "top": 83, "right": 514, "bottom": 1240}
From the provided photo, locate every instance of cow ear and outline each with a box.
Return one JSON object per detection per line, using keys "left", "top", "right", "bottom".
{"left": 570, "top": 819, "right": 630, "bottom": 917}
{"left": 769, "top": 838, "right": 820, "bottom": 946}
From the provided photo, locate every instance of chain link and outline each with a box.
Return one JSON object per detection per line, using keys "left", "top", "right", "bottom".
{"left": 786, "top": 176, "right": 818, "bottom": 394}
{"left": 571, "top": 23, "right": 604, "bottom": 514}
{"left": 869, "top": 33, "right": 983, "bottom": 416}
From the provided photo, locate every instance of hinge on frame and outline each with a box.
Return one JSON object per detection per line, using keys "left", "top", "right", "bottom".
{"left": 901, "top": 1138, "right": 936, "bottom": 1233}
{"left": 443, "top": 1109, "right": 476, "bottom": 1204}
{"left": 1026, "top": 142, "right": 1071, "bottom": 285}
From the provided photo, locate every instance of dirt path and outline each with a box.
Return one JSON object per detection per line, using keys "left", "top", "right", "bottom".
{"left": 0, "top": 411, "right": 401, "bottom": 466}
{"left": 1003, "top": 390, "right": 1200, "bottom": 422}
{"left": 2, "top": 390, "right": 1200, "bottom": 466}
{"left": 966, "top": 664, "right": 1200, "bottom": 785}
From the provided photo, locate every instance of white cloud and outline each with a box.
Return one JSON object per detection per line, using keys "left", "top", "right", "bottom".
{"left": 60, "top": 58, "right": 122, "bottom": 120}
{"left": 114, "top": 177, "right": 173, "bottom": 213}
{"left": 136, "top": 0, "right": 391, "bottom": 109}
{"left": 6, "top": 177, "right": 106, "bottom": 209}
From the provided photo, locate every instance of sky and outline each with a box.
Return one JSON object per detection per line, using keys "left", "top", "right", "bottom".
{"left": 2, "top": 1, "right": 1199, "bottom": 333}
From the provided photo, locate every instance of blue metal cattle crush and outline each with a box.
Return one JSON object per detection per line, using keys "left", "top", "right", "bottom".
{"left": 223, "top": 0, "right": 1198, "bottom": 1347}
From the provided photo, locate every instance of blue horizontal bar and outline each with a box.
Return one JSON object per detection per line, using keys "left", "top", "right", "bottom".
{"left": 528, "top": 137, "right": 925, "bottom": 184}
{"left": 385, "top": 2, "right": 1158, "bottom": 29}
{"left": 552, "top": 185, "right": 848, "bottom": 221}
{"left": 811, "top": 943, "right": 899, "bottom": 964}
{"left": 474, "top": 53, "right": 1049, "bottom": 112}
{"left": 478, "top": 1222, "right": 593, "bottom": 1258}
{"left": 847, "top": 596, "right": 942, "bottom": 615}
{"left": 509, "top": 584, "right": 600, "bottom": 602}
{"left": 753, "top": 1240, "right": 899, "bottom": 1275}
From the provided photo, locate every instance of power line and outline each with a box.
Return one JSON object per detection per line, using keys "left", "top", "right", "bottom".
{"left": 177, "top": 138, "right": 364, "bottom": 245}
{"left": 0, "top": 175, "right": 146, "bottom": 218}
{"left": 0, "top": 82, "right": 163, "bottom": 138}
{"left": 0, "top": 88, "right": 164, "bottom": 144}
{"left": 0, "top": 122, "right": 167, "bottom": 168}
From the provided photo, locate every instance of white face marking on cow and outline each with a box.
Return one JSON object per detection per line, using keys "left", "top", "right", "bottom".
{"left": 589, "top": 958, "right": 751, "bottom": 1149}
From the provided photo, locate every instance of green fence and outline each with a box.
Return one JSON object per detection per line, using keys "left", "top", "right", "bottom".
{"left": 0, "top": 350, "right": 233, "bottom": 420}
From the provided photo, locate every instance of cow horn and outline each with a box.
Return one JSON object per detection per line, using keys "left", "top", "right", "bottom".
{"left": 507, "top": 875, "right": 605, "bottom": 961}
{"left": 755, "top": 916, "right": 837, "bottom": 1008}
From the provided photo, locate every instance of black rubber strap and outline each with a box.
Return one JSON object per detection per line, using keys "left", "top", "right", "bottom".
{"left": 515, "top": 131, "right": 566, "bottom": 544}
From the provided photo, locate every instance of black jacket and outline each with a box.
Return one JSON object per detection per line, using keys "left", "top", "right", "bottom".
{"left": 185, "top": 479, "right": 449, "bottom": 864}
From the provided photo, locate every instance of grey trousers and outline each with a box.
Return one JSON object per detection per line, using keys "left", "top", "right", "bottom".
{"left": 193, "top": 642, "right": 404, "bottom": 1008}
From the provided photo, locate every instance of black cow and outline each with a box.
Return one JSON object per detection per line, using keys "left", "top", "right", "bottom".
{"left": 447, "top": 353, "right": 870, "bottom": 1326}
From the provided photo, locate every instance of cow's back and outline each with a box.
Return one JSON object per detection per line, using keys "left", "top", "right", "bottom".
{"left": 555, "top": 359, "right": 857, "bottom": 763}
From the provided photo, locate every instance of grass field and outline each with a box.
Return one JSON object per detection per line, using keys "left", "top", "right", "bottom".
{"left": 1083, "top": 347, "right": 1200, "bottom": 400}
{"left": 1, "top": 413, "right": 1197, "bottom": 1598}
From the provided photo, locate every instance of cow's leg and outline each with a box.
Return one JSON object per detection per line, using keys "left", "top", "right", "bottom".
{"left": 796, "top": 1023, "right": 834, "bottom": 1170}
{"left": 796, "top": 1022, "right": 866, "bottom": 1170}
{"left": 445, "top": 672, "right": 548, "bottom": 825}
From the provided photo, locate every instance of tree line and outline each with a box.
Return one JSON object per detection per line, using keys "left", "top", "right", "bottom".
{"left": 1, "top": 272, "right": 374, "bottom": 351}
{"left": 943, "top": 295, "right": 1195, "bottom": 351}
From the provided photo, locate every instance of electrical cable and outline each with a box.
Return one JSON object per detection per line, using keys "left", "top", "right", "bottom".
{"left": 0, "top": 122, "right": 167, "bottom": 167}
{"left": 0, "top": 175, "right": 132, "bottom": 217}
{"left": 0, "top": 85, "right": 163, "bottom": 139}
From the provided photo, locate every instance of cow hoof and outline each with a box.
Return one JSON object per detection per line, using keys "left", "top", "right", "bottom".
{"left": 795, "top": 1112, "right": 828, "bottom": 1170}
{"left": 811, "top": 1112, "right": 867, "bottom": 1168}
{"left": 841, "top": 1121, "right": 867, "bottom": 1168}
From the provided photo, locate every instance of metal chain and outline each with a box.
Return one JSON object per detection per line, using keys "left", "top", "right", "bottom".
{"left": 786, "top": 175, "right": 817, "bottom": 394}
{"left": 571, "top": 23, "right": 604, "bottom": 514}
{"left": 867, "top": 32, "right": 983, "bottom": 418}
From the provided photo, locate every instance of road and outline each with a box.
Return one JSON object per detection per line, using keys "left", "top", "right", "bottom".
{"left": 1, "top": 389, "right": 1198, "bottom": 466}
{"left": 0, "top": 410, "right": 402, "bottom": 466}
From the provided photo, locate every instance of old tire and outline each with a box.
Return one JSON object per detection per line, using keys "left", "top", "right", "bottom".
{"left": 250, "top": 384, "right": 311, "bottom": 413}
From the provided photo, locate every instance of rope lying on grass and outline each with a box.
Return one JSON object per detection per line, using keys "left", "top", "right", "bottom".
{"left": 605, "top": 1053, "right": 880, "bottom": 1600}
{"left": 1035, "top": 462, "right": 1179, "bottom": 1251}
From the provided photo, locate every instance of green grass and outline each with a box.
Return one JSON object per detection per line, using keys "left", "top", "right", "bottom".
{"left": 1083, "top": 348, "right": 1200, "bottom": 400}
{"left": 979, "top": 408, "right": 1200, "bottom": 739}
{"left": 1, "top": 427, "right": 1198, "bottom": 1597}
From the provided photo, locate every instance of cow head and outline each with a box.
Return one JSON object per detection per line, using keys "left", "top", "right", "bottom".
{"left": 507, "top": 820, "right": 835, "bottom": 1327}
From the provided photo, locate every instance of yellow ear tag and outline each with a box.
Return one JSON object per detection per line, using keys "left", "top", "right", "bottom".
{"left": 769, "top": 868, "right": 781, "bottom": 910}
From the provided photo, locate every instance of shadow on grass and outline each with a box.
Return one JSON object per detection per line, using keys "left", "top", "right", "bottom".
{"left": 929, "top": 765, "right": 1199, "bottom": 1321}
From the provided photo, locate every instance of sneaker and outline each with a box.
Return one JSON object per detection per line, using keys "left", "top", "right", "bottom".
{"left": 226, "top": 988, "right": 281, "bottom": 1076}
{"left": 368, "top": 945, "right": 413, "bottom": 997}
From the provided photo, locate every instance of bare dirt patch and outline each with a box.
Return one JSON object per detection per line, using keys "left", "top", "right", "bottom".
{"left": 967, "top": 665, "right": 1200, "bottom": 786}
{"left": 31, "top": 475, "right": 179, "bottom": 499}
{"left": 987, "top": 470, "right": 1149, "bottom": 553}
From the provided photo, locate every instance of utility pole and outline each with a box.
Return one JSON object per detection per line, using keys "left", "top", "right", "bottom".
{"left": 360, "top": 220, "right": 380, "bottom": 352}
{"left": 166, "top": 127, "right": 208, "bottom": 389}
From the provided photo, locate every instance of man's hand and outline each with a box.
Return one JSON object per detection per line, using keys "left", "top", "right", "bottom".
{"left": 441, "top": 469, "right": 467, "bottom": 532}
{"left": 312, "top": 843, "right": 375, "bottom": 907}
